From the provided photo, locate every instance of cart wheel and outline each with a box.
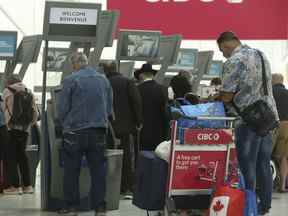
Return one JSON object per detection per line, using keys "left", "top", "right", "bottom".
{"left": 270, "top": 160, "right": 277, "bottom": 182}
{"left": 270, "top": 159, "right": 280, "bottom": 189}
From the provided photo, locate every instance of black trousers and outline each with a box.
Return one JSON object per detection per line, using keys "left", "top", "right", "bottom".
{"left": 6, "top": 129, "right": 31, "bottom": 187}
{"left": 0, "top": 126, "right": 9, "bottom": 188}
{"left": 0, "top": 126, "right": 9, "bottom": 161}
{"left": 118, "top": 134, "right": 138, "bottom": 193}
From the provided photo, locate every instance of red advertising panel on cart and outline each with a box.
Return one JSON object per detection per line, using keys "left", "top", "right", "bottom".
{"left": 108, "top": 0, "right": 288, "bottom": 39}
{"left": 170, "top": 146, "right": 238, "bottom": 191}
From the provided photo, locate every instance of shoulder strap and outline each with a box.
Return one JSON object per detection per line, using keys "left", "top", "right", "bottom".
{"left": 256, "top": 50, "right": 268, "bottom": 96}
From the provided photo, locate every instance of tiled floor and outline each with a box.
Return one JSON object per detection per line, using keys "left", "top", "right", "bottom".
{"left": 0, "top": 173, "right": 287, "bottom": 215}
{"left": 1, "top": 189, "right": 288, "bottom": 215}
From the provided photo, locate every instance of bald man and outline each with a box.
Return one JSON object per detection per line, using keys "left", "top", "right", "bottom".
{"left": 272, "top": 73, "right": 288, "bottom": 193}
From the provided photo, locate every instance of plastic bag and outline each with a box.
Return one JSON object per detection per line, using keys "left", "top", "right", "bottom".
{"left": 155, "top": 140, "right": 171, "bottom": 163}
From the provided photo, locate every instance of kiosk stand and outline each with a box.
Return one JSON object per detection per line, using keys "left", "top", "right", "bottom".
{"left": 41, "top": 1, "right": 122, "bottom": 211}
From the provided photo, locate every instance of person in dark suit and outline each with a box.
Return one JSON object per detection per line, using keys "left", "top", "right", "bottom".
{"left": 102, "top": 61, "right": 142, "bottom": 197}
{"left": 135, "top": 63, "right": 169, "bottom": 151}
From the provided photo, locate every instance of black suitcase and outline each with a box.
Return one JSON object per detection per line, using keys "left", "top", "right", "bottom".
{"left": 133, "top": 151, "right": 168, "bottom": 211}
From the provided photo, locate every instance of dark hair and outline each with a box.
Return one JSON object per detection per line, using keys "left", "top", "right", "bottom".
{"left": 100, "top": 61, "right": 118, "bottom": 77}
{"left": 170, "top": 74, "right": 192, "bottom": 98}
{"left": 217, "top": 31, "right": 240, "bottom": 45}
{"left": 210, "top": 77, "right": 222, "bottom": 86}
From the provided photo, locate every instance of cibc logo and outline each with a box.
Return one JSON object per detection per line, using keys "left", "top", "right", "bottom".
{"left": 146, "top": 0, "right": 244, "bottom": 3}
{"left": 197, "top": 133, "right": 220, "bottom": 141}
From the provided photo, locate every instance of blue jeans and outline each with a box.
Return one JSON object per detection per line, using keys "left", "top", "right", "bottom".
{"left": 235, "top": 124, "right": 273, "bottom": 211}
{"left": 62, "top": 128, "right": 107, "bottom": 210}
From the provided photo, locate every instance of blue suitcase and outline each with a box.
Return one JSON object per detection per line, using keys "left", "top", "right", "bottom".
{"left": 133, "top": 151, "right": 168, "bottom": 211}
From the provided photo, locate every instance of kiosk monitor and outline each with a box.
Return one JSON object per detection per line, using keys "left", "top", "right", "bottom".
{"left": 168, "top": 48, "right": 198, "bottom": 71}
{"left": 157, "top": 34, "right": 182, "bottom": 65}
{"left": 192, "top": 51, "right": 214, "bottom": 93}
{"left": 0, "top": 31, "right": 17, "bottom": 60}
{"left": 204, "top": 60, "right": 223, "bottom": 79}
{"left": 43, "top": 47, "right": 72, "bottom": 72}
{"left": 16, "top": 35, "right": 42, "bottom": 63}
{"left": 116, "top": 30, "right": 161, "bottom": 61}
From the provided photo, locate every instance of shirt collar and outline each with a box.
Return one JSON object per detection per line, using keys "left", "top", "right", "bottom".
{"left": 231, "top": 44, "right": 242, "bottom": 56}
{"left": 231, "top": 44, "right": 251, "bottom": 57}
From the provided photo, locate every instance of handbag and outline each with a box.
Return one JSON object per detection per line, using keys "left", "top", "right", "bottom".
{"left": 208, "top": 185, "right": 245, "bottom": 216}
{"left": 233, "top": 50, "right": 279, "bottom": 136}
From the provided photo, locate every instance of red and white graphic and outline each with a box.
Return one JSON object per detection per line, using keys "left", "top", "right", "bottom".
{"left": 108, "top": 0, "right": 288, "bottom": 39}
{"left": 171, "top": 149, "right": 237, "bottom": 190}
{"left": 209, "top": 196, "right": 230, "bottom": 216}
{"left": 183, "top": 129, "right": 233, "bottom": 145}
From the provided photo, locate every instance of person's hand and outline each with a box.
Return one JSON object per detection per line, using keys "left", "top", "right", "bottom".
{"left": 208, "top": 93, "right": 221, "bottom": 101}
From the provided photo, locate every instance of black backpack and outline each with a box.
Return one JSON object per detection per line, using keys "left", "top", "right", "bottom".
{"left": 8, "top": 87, "right": 35, "bottom": 130}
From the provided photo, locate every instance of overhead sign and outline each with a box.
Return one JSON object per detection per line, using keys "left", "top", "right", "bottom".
{"left": 108, "top": 0, "right": 288, "bottom": 39}
{"left": 49, "top": 8, "right": 98, "bottom": 25}
{"left": 0, "top": 31, "right": 17, "bottom": 60}
{"left": 43, "top": 1, "right": 101, "bottom": 42}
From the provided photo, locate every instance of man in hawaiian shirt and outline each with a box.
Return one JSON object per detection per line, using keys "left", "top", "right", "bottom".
{"left": 216, "top": 31, "right": 278, "bottom": 215}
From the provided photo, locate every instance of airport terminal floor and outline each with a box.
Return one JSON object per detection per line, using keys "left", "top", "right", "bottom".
{"left": 0, "top": 170, "right": 287, "bottom": 216}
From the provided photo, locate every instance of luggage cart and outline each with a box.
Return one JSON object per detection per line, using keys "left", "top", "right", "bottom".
{"left": 165, "top": 116, "right": 237, "bottom": 216}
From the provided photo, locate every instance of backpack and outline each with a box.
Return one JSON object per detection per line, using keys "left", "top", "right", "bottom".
{"left": 8, "top": 87, "right": 35, "bottom": 130}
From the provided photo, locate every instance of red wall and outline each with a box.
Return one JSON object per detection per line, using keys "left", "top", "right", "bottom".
{"left": 108, "top": 0, "right": 288, "bottom": 40}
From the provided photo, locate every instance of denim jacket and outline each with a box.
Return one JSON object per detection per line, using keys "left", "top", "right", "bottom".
{"left": 57, "top": 66, "right": 113, "bottom": 133}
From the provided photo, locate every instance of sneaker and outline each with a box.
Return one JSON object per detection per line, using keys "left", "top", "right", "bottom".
{"left": 123, "top": 190, "right": 133, "bottom": 200}
{"left": 3, "top": 187, "right": 22, "bottom": 195}
{"left": 57, "top": 208, "right": 78, "bottom": 216}
{"left": 23, "top": 186, "right": 34, "bottom": 194}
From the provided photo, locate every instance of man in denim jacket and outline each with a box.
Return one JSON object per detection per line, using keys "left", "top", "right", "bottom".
{"left": 57, "top": 52, "right": 113, "bottom": 216}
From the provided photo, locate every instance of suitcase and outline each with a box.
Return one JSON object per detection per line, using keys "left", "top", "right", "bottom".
{"left": 133, "top": 151, "right": 168, "bottom": 211}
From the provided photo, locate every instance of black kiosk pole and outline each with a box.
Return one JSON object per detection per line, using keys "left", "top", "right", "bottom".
{"left": 40, "top": 39, "right": 49, "bottom": 210}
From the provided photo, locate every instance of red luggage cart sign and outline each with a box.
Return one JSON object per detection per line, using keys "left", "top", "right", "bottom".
{"left": 171, "top": 147, "right": 237, "bottom": 191}
{"left": 183, "top": 129, "right": 233, "bottom": 145}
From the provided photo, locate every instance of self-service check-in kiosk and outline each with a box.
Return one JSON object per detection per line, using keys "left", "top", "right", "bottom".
{"left": 41, "top": 1, "right": 122, "bottom": 211}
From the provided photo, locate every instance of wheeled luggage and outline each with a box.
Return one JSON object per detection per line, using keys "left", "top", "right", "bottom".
{"left": 133, "top": 151, "right": 168, "bottom": 211}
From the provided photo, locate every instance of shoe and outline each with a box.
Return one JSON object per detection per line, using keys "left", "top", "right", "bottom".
{"left": 95, "top": 206, "right": 106, "bottom": 216}
{"left": 23, "top": 186, "right": 34, "bottom": 194}
{"left": 124, "top": 194, "right": 133, "bottom": 200}
{"left": 258, "top": 208, "right": 270, "bottom": 215}
{"left": 57, "top": 208, "right": 78, "bottom": 216}
{"left": 3, "top": 187, "right": 22, "bottom": 195}
{"left": 123, "top": 190, "right": 133, "bottom": 200}
{"left": 95, "top": 212, "right": 106, "bottom": 216}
